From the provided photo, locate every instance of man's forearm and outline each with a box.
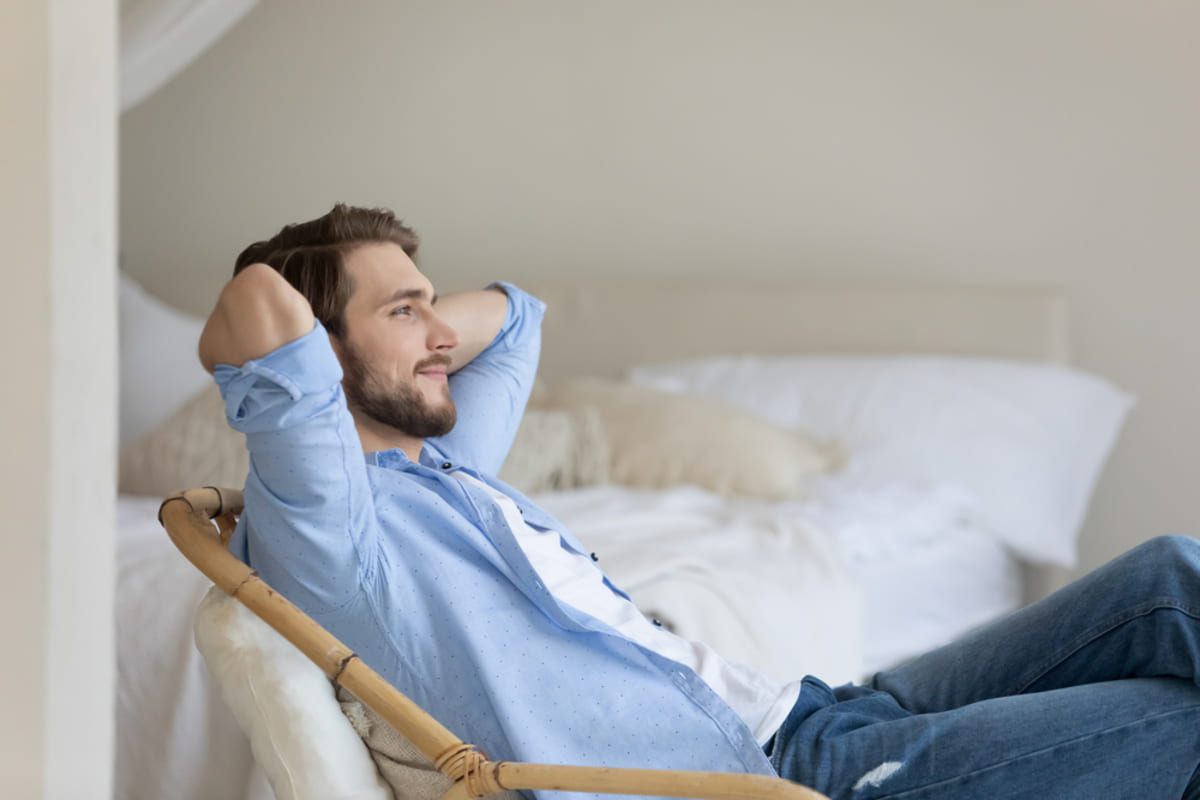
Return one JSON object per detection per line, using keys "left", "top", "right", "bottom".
{"left": 438, "top": 286, "right": 509, "bottom": 374}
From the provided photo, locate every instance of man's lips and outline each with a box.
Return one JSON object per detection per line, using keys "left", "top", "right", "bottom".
{"left": 415, "top": 355, "right": 452, "bottom": 380}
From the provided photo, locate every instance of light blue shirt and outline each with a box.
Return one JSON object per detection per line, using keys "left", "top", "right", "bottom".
{"left": 218, "top": 284, "right": 776, "bottom": 797}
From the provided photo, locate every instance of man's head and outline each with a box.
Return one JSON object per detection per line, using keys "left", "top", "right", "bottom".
{"left": 234, "top": 203, "right": 419, "bottom": 338}
{"left": 236, "top": 204, "right": 459, "bottom": 443}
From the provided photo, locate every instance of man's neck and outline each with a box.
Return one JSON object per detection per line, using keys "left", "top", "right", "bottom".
{"left": 353, "top": 414, "right": 424, "bottom": 462}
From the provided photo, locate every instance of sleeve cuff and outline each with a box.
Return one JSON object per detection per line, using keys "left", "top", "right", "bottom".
{"left": 214, "top": 321, "right": 343, "bottom": 414}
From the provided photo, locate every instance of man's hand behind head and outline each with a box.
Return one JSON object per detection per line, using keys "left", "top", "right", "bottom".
{"left": 199, "top": 263, "right": 316, "bottom": 373}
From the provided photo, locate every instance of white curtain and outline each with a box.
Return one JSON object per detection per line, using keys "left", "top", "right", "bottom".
{"left": 119, "top": 0, "right": 259, "bottom": 112}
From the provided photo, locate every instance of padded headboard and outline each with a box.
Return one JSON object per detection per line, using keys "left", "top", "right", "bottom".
{"left": 523, "top": 282, "right": 1070, "bottom": 383}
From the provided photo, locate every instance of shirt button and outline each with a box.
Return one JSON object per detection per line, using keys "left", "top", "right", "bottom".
{"left": 652, "top": 618, "right": 663, "bottom": 627}
{"left": 441, "top": 462, "right": 452, "bottom": 469}
{"left": 590, "top": 552, "right": 599, "bottom": 562}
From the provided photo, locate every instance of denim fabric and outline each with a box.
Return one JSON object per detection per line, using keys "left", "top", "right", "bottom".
{"left": 769, "top": 535, "right": 1200, "bottom": 799}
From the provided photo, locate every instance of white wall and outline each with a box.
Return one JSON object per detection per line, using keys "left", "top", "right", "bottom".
{"left": 0, "top": 0, "right": 117, "bottom": 797}
{"left": 119, "top": 0, "right": 1200, "bottom": 577}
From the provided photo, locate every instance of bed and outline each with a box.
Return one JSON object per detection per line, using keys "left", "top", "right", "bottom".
{"left": 113, "top": 275, "right": 1131, "bottom": 800}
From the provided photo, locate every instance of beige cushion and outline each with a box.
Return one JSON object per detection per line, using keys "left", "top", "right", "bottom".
{"left": 498, "top": 407, "right": 610, "bottom": 493}
{"left": 538, "top": 378, "right": 834, "bottom": 500}
{"left": 119, "top": 384, "right": 248, "bottom": 496}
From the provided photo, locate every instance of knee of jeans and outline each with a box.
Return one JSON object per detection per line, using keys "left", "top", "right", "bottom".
{"left": 1140, "top": 535, "right": 1200, "bottom": 561}
{"left": 1134, "top": 535, "right": 1200, "bottom": 583}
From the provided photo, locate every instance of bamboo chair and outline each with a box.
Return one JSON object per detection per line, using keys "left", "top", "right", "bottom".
{"left": 160, "top": 486, "right": 830, "bottom": 800}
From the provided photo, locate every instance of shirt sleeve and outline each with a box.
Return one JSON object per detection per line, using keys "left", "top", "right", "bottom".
{"left": 216, "top": 321, "right": 377, "bottom": 614}
{"left": 431, "top": 282, "right": 546, "bottom": 474}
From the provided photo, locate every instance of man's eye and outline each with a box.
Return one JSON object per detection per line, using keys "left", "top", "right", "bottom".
{"left": 391, "top": 306, "right": 412, "bottom": 317}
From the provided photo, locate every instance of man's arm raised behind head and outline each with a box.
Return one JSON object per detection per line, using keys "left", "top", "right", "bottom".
{"left": 433, "top": 284, "right": 545, "bottom": 475}
{"left": 437, "top": 286, "right": 509, "bottom": 375}
{"left": 199, "top": 263, "right": 315, "bottom": 373}
{"left": 203, "top": 261, "right": 376, "bottom": 615}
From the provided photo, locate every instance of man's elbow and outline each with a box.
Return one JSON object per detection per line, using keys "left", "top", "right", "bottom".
{"left": 199, "top": 264, "right": 315, "bottom": 370}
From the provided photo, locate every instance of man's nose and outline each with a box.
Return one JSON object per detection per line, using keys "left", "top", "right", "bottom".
{"left": 429, "top": 311, "right": 460, "bottom": 351}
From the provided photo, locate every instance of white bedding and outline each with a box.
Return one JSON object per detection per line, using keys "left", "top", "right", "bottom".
{"left": 530, "top": 485, "right": 864, "bottom": 686}
{"left": 855, "top": 531, "right": 1021, "bottom": 675}
{"left": 780, "top": 473, "right": 1024, "bottom": 674}
{"left": 533, "top": 478, "right": 1023, "bottom": 683}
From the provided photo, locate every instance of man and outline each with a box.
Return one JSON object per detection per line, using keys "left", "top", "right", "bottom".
{"left": 202, "top": 203, "right": 1200, "bottom": 799}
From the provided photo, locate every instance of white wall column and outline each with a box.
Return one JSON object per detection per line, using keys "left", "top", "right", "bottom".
{"left": 0, "top": 0, "right": 117, "bottom": 797}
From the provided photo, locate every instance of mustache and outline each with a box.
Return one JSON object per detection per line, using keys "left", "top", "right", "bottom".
{"left": 413, "top": 354, "right": 453, "bottom": 374}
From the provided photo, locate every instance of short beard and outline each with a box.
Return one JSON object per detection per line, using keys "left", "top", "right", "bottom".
{"left": 338, "top": 343, "right": 457, "bottom": 439}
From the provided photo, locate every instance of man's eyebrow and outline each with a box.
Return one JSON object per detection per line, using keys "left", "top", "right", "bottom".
{"left": 377, "top": 287, "right": 435, "bottom": 308}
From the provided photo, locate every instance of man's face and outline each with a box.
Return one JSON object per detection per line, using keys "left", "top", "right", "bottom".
{"left": 333, "top": 242, "right": 460, "bottom": 439}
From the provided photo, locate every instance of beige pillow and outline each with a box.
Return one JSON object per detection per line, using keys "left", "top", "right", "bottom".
{"left": 540, "top": 379, "right": 833, "bottom": 500}
{"left": 119, "top": 383, "right": 248, "bottom": 496}
{"left": 498, "top": 408, "right": 610, "bottom": 493}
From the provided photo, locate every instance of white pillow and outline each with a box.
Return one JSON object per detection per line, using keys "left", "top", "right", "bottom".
{"left": 629, "top": 356, "right": 1133, "bottom": 567}
{"left": 119, "top": 273, "right": 211, "bottom": 448}
{"left": 193, "top": 587, "right": 393, "bottom": 800}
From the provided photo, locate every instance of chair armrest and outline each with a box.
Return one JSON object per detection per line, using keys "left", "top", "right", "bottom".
{"left": 456, "top": 761, "right": 827, "bottom": 800}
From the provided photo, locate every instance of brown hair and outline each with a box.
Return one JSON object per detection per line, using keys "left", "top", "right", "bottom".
{"left": 233, "top": 203, "right": 419, "bottom": 338}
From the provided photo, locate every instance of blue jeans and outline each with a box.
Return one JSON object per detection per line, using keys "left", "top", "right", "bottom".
{"left": 768, "top": 535, "right": 1200, "bottom": 799}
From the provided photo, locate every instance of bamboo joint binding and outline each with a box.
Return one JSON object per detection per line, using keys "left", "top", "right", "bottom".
{"left": 435, "top": 743, "right": 504, "bottom": 798}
